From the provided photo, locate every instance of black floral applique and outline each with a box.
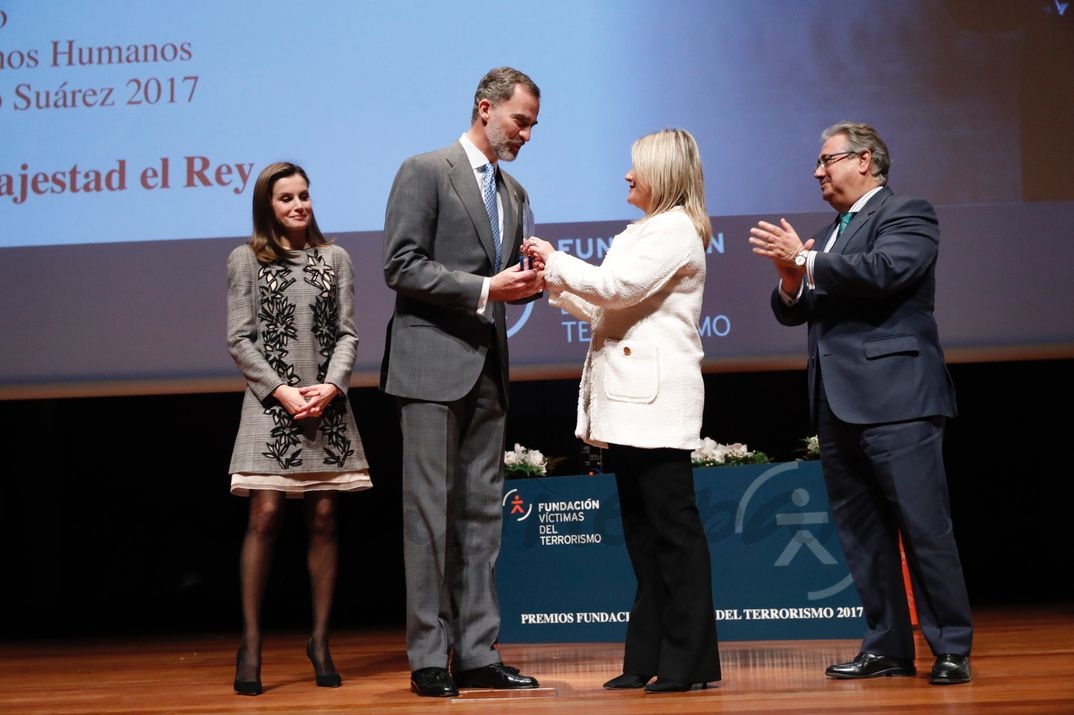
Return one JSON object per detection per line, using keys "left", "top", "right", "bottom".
{"left": 262, "top": 403, "right": 303, "bottom": 469}
{"left": 305, "top": 249, "right": 339, "bottom": 378}
{"left": 303, "top": 250, "right": 354, "bottom": 467}
{"left": 258, "top": 263, "right": 299, "bottom": 384}
{"left": 257, "top": 261, "right": 303, "bottom": 468}
{"left": 319, "top": 401, "right": 354, "bottom": 467}
{"left": 303, "top": 249, "right": 336, "bottom": 294}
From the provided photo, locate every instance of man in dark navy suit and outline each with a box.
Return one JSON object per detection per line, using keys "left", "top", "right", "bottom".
{"left": 749, "top": 121, "right": 973, "bottom": 685}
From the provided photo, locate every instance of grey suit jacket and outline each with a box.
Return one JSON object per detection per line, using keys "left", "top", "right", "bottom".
{"left": 381, "top": 141, "right": 528, "bottom": 404}
{"left": 772, "top": 187, "right": 957, "bottom": 425}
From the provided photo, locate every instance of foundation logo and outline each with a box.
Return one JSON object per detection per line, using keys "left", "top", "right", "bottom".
{"left": 733, "top": 461, "right": 854, "bottom": 601}
{"left": 502, "top": 487, "right": 533, "bottom": 521}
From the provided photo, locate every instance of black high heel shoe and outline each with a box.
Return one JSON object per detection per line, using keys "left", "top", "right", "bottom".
{"left": 603, "top": 672, "right": 652, "bottom": 689}
{"left": 306, "top": 638, "right": 342, "bottom": 688}
{"left": 644, "top": 677, "right": 708, "bottom": 693}
{"left": 233, "top": 647, "right": 263, "bottom": 696}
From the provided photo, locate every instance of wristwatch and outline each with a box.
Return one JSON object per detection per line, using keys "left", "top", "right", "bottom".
{"left": 793, "top": 249, "right": 808, "bottom": 267}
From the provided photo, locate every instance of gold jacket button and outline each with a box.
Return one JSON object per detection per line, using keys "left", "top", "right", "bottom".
{"left": 623, "top": 346, "right": 631, "bottom": 356}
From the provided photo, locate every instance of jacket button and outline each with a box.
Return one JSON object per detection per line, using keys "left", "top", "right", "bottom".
{"left": 623, "top": 346, "right": 631, "bottom": 356}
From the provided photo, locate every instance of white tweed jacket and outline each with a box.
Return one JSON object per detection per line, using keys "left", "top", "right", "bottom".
{"left": 544, "top": 207, "right": 707, "bottom": 451}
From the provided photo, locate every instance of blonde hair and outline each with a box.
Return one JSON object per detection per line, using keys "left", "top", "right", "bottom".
{"left": 630, "top": 128, "right": 712, "bottom": 247}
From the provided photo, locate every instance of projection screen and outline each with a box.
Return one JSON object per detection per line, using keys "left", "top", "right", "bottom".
{"left": 2, "top": 0, "right": 1072, "bottom": 398}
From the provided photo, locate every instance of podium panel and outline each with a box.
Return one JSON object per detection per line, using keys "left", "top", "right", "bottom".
{"left": 497, "top": 461, "right": 865, "bottom": 642}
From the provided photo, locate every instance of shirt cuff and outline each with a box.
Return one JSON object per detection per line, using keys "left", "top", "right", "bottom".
{"left": 476, "top": 276, "right": 491, "bottom": 316}
{"left": 804, "top": 250, "right": 817, "bottom": 289}
{"left": 778, "top": 277, "right": 805, "bottom": 305}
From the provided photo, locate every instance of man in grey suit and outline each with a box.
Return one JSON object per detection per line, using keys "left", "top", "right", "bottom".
{"left": 748, "top": 121, "right": 973, "bottom": 685}
{"left": 381, "top": 67, "right": 544, "bottom": 698}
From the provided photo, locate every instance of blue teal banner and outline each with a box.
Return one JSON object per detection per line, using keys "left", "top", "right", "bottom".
{"left": 497, "top": 461, "right": 865, "bottom": 642}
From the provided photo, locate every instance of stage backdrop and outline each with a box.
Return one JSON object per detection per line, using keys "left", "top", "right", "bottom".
{"left": 497, "top": 460, "right": 865, "bottom": 643}
{"left": 3, "top": 0, "right": 1073, "bottom": 398}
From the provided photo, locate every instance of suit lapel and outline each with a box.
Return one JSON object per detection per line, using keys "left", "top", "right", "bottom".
{"left": 836, "top": 187, "right": 890, "bottom": 255}
{"left": 447, "top": 150, "right": 498, "bottom": 267}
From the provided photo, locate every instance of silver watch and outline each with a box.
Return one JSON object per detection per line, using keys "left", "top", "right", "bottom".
{"left": 793, "top": 250, "right": 808, "bottom": 267}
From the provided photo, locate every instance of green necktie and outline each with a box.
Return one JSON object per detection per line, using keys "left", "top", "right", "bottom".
{"left": 837, "top": 211, "right": 856, "bottom": 234}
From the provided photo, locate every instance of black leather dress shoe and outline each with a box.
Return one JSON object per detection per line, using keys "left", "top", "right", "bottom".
{"left": 455, "top": 663, "right": 539, "bottom": 689}
{"left": 410, "top": 667, "right": 458, "bottom": 697}
{"left": 825, "top": 652, "right": 916, "bottom": 679}
{"left": 603, "top": 672, "right": 652, "bottom": 689}
{"left": 644, "top": 677, "right": 708, "bottom": 693}
{"left": 930, "top": 654, "right": 971, "bottom": 684}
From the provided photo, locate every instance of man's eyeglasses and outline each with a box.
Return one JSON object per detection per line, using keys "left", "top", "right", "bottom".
{"left": 814, "top": 151, "right": 858, "bottom": 170}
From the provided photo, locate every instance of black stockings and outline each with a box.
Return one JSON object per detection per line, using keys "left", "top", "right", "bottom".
{"left": 236, "top": 490, "right": 339, "bottom": 682}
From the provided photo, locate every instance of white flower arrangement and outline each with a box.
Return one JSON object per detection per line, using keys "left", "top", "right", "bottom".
{"left": 799, "top": 434, "right": 821, "bottom": 460}
{"left": 691, "top": 437, "right": 770, "bottom": 467}
{"left": 504, "top": 443, "right": 548, "bottom": 477}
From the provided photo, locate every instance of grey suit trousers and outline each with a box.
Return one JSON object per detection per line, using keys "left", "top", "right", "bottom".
{"left": 399, "top": 353, "right": 507, "bottom": 672}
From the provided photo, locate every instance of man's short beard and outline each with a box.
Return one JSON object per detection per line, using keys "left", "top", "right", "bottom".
{"left": 488, "top": 122, "right": 519, "bottom": 162}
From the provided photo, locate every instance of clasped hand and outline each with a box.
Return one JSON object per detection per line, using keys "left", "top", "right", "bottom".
{"left": 273, "top": 383, "right": 340, "bottom": 420}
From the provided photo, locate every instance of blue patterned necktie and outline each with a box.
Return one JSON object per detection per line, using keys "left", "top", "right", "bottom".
{"left": 480, "top": 163, "right": 501, "bottom": 270}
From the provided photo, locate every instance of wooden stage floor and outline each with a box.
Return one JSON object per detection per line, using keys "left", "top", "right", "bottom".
{"left": 1, "top": 605, "right": 1072, "bottom": 714}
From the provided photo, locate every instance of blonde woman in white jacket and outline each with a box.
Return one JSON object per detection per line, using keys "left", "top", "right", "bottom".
{"left": 524, "top": 128, "right": 721, "bottom": 694}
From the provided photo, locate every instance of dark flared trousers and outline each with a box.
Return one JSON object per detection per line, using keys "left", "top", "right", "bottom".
{"left": 609, "top": 444, "right": 722, "bottom": 684}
